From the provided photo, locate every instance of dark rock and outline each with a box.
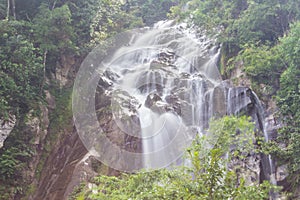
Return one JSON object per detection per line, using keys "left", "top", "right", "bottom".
{"left": 45, "top": 90, "right": 56, "bottom": 110}
{"left": 145, "top": 93, "right": 162, "bottom": 108}
{"left": 104, "top": 69, "right": 120, "bottom": 82}
{"left": 136, "top": 71, "right": 165, "bottom": 94}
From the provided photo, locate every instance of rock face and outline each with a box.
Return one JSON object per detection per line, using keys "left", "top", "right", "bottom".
{"left": 55, "top": 55, "right": 79, "bottom": 87}
{"left": 0, "top": 104, "right": 51, "bottom": 199}
{"left": 222, "top": 45, "right": 283, "bottom": 199}
{"left": 31, "top": 130, "right": 88, "bottom": 200}
{"left": 31, "top": 70, "right": 143, "bottom": 200}
{"left": 95, "top": 75, "right": 143, "bottom": 155}
{"left": 0, "top": 116, "right": 16, "bottom": 148}
{"left": 29, "top": 20, "right": 282, "bottom": 199}
{"left": 229, "top": 154, "right": 261, "bottom": 185}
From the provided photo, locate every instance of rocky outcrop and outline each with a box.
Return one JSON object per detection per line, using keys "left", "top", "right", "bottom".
{"left": 31, "top": 130, "right": 88, "bottom": 200}
{"left": 229, "top": 154, "right": 261, "bottom": 185}
{"left": 28, "top": 19, "right": 283, "bottom": 200}
{"left": 31, "top": 68, "right": 146, "bottom": 199}
{"left": 55, "top": 55, "right": 79, "bottom": 88}
{"left": 95, "top": 73, "right": 143, "bottom": 164}
{"left": 0, "top": 116, "right": 16, "bottom": 148}
{"left": 222, "top": 47, "right": 283, "bottom": 197}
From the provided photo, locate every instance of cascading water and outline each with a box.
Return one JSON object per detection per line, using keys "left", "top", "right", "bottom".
{"left": 74, "top": 20, "right": 276, "bottom": 187}
{"left": 101, "top": 20, "right": 223, "bottom": 169}
{"left": 251, "top": 92, "right": 277, "bottom": 186}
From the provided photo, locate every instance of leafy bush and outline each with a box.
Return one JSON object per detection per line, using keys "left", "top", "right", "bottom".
{"left": 72, "top": 116, "right": 277, "bottom": 200}
{"left": 275, "top": 23, "right": 300, "bottom": 190}
{"left": 0, "top": 20, "right": 43, "bottom": 119}
{"left": 0, "top": 143, "right": 33, "bottom": 183}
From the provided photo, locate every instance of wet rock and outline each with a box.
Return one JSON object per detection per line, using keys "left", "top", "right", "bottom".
{"left": 144, "top": 92, "right": 178, "bottom": 114}
{"left": 136, "top": 71, "right": 165, "bottom": 94}
{"left": 226, "top": 87, "right": 252, "bottom": 115}
{"left": 229, "top": 154, "right": 261, "bottom": 186}
{"left": 104, "top": 69, "right": 120, "bottom": 82}
{"left": 45, "top": 90, "right": 56, "bottom": 110}
{"left": 211, "top": 85, "right": 227, "bottom": 117}
{"left": 145, "top": 93, "right": 162, "bottom": 108}
{"left": 165, "top": 93, "right": 193, "bottom": 124}
{"left": 26, "top": 106, "right": 50, "bottom": 146}
{"left": 157, "top": 50, "right": 176, "bottom": 65}
{"left": 276, "top": 165, "right": 288, "bottom": 182}
{"left": 0, "top": 115, "right": 16, "bottom": 148}
{"left": 150, "top": 60, "right": 168, "bottom": 69}
{"left": 55, "top": 55, "right": 77, "bottom": 87}
{"left": 98, "top": 74, "right": 113, "bottom": 88}
{"left": 96, "top": 88, "right": 142, "bottom": 151}
{"left": 31, "top": 131, "right": 88, "bottom": 200}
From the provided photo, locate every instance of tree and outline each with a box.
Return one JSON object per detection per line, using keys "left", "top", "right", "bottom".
{"left": 71, "top": 116, "right": 276, "bottom": 200}
{"left": 139, "top": 0, "right": 177, "bottom": 26}
{"left": 32, "top": 4, "right": 76, "bottom": 78}
{"left": 0, "top": 20, "right": 43, "bottom": 119}
{"left": 89, "top": 0, "right": 141, "bottom": 44}
{"left": 275, "top": 21, "right": 300, "bottom": 192}
{"left": 1, "top": 0, "right": 16, "bottom": 20}
{"left": 0, "top": 0, "right": 5, "bottom": 19}
{"left": 33, "top": 4, "right": 75, "bottom": 54}
{"left": 240, "top": 44, "right": 282, "bottom": 94}
{"left": 240, "top": 19, "right": 300, "bottom": 196}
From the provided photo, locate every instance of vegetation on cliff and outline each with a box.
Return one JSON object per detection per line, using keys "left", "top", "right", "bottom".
{"left": 0, "top": 0, "right": 175, "bottom": 198}
{"left": 171, "top": 0, "right": 300, "bottom": 196}
{"left": 0, "top": 0, "right": 299, "bottom": 199}
{"left": 72, "top": 116, "right": 277, "bottom": 200}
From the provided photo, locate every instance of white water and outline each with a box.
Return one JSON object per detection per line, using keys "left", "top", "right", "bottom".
{"left": 102, "top": 20, "right": 222, "bottom": 168}
{"left": 251, "top": 92, "right": 277, "bottom": 186}
{"left": 98, "top": 20, "right": 276, "bottom": 180}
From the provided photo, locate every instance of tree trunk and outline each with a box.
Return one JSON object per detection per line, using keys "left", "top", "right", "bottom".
{"left": 6, "top": 0, "right": 10, "bottom": 20}
{"left": 11, "top": 0, "right": 16, "bottom": 20}
{"left": 51, "top": 0, "right": 57, "bottom": 10}
{"left": 40, "top": 50, "right": 48, "bottom": 95}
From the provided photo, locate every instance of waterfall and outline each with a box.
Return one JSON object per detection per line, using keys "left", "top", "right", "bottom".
{"left": 73, "top": 19, "right": 276, "bottom": 185}
{"left": 99, "top": 20, "right": 222, "bottom": 169}
{"left": 251, "top": 92, "right": 277, "bottom": 186}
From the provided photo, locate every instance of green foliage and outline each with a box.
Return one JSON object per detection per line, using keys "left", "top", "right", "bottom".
{"left": 14, "top": 0, "right": 43, "bottom": 20}
{"left": 0, "top": 0, "right": 6, "bottom": 19}
{"left": 275, "top": 22, "right": 300, "bottom": 188}
{"left": 33, "top": 4, "right": 76, "bottom": 54}
{"left": 67, "top": 0, "right": 105, "bottom": 48}
{"left": 0, "top": 145, "right": 33, "bottom": 181}
{"left": 240, "top": 20, "right": 300, "bottom": 194}
{"left": 81, "top": 0, "right": 177, "bottom": 41}
{"left": 135, "top": 0, "right": 177, "bottom": 26}
{"left": 185, "top": 0, "right": 299, "bottom": 45}
{"left": 0, "top": 0, "right": 299, "bottom": 198}
{"left": 90, "top": 0, "right": 126, "bottom": 42}
{"left": 240, "top": 45, "right": 282, "bottom": 92}
{"left": 0, "top": 0, "right": 167, "bottom": 198}
{"left": 177, "top": 0, "right": 300, "bottom": 76}
{"left": 72, "top": 116, "right": 276, "bottom": 200}
{"left": 227, "top": 1, "right": 286, "bottom": 46}
{"left": 35, "top": 87, "right": 73, "bottom": 181}
{"left": 0, "top": 135, "right": 34, "bottom": 198}
{"left": 206, "top": 115, "right": 255, "bottom": 155}
{"left": 278, "top": 21, "right": 300, "bottom": 68}
{"left": 189, "top": 0, "right": 247, "bottom": 30}
{"left": 0, "top": 20, "right": 43, "bottom": 119}
{"left": 48, "top": 87, "right": 73, "bottom": 133}
{"left": 174, "top": 1, "right": 300, "bottom": 194}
